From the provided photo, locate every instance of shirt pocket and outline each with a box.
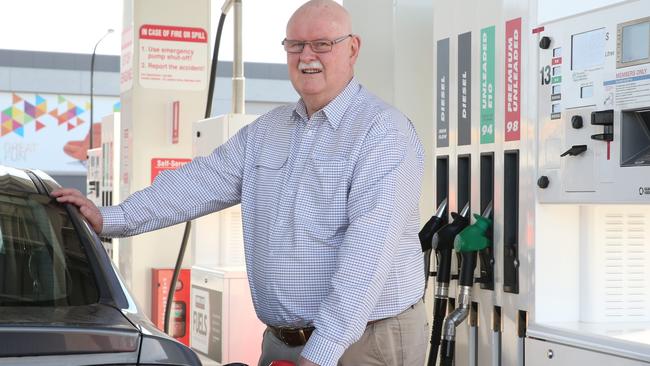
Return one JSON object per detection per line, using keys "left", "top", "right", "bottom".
{"left": 296, "top": 157, "right": 348, "bottom": 245}
{"left": 255, "top": 152, "right": 287, "bottom": 173}
{"left": 253, "top": 152, "right": 287, "bottom": 205}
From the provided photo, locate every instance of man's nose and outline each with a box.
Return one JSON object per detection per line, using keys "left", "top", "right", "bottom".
{"left": 299, "top": 43, "right": 318, "bottom": 58}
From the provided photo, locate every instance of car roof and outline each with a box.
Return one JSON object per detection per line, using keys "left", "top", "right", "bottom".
{"left": 0, "top": 166, "right": 60, "bottom": 195}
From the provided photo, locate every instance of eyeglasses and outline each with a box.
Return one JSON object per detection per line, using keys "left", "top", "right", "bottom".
{"left": 282, "top": 34, "right": 353, "bottom": 54}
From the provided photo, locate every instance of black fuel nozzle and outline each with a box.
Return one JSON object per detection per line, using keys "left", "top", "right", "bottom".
{"left": 419, "top": 198, "right": 448, "bottom": 252}
{"left": 426, "top": 203, "right": 469, "bottom": 366}
{"left": 431, "top": 203, "right": 470, "bottom": 285}
{"left": 478, "top": 202, "right": 495, "bottom": 288}
{"left": 454, "top": 202, "right": 493, "bottom": 287}
{"left": 420, "top": 199, "right": 448, "bottom": 286}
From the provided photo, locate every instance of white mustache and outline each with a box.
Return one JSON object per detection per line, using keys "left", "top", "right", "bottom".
{"left": 298, "top": 61, "right": 323, "bottom": 70}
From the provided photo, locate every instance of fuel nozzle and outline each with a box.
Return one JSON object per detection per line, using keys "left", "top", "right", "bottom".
{"left": 419, "top": 198, "right": 448, "bottom": 252}
{"left": 431, "top": 203, "right": 470, "bottom": 284}
{"left": 427, "top": 202, "right": 470, "bottom": 366}
{"left": 439, "top": 203, "right": 493, "bottom": 366}
{"left": 432, "top": 203, "right": 470, "bottom": 251}
{"left": 454, "top": 202, "right": 493, "bottom": 253}
{"left": 454, "top": 202, "right": 493, "bottom": 286}
{"left": 420, "top": 199, "right": 448, "bottom": 289}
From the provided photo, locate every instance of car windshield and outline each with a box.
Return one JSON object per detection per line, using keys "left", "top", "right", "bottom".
{"left": 0, "top": 191, "right": 99, "bottom": 306}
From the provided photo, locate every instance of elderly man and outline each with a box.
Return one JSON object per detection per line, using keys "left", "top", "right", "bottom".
{"left": 53, "top": 1, "right": 428, "bottom": 365}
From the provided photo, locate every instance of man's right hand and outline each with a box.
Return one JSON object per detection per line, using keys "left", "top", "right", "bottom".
{"left": 51, "top": 188, "right": 103, "bottom": 234}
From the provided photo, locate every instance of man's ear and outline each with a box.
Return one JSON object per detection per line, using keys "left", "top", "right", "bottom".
{"left": 349, "top": 35, "right": 361, "bottom": 64}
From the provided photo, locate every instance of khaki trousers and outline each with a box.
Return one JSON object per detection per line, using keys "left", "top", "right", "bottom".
{"left": 258, "top": 300, "right": 428, "bottom": 366}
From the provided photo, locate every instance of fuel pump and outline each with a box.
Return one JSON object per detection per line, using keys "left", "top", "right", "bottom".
{"left": 438, "top": 202, "right": 493, "bottom": 366}
{"left": 419, "top": 198, "right": 448, "bottom": 289}
{"left": 427, "top": 203, "right": 470, "bottom": 366}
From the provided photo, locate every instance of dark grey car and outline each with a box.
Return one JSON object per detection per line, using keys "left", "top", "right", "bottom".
{"left": 0, "top": 166, "right": 201, "bottom": 365}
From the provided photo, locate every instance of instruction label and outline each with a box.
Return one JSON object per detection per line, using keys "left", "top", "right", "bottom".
{"left": 458, "top": 32, "right": 472, "bottom": 146}
{"left": 480, "top": 26, "right": 495, "bottom": 144}
{"left": 139, "top": 24, "right": 208, "bottom": 90}
{"left": 603, "top": 67, "right": 650, "bottom": 108}
{"left": 437, "top": 38, "right": 450, "bottom": 148}
{"left": 504, "top": 18, "right": 522, "bottom": 141}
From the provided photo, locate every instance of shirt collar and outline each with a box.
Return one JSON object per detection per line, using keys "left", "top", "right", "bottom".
{"left": 292, "top": 77, "right": 361, "bottom": 130}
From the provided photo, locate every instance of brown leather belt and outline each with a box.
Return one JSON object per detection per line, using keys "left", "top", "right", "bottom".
{"left": 268, "top": 326, "right": 315, "bottom": 347}
{"left": 267, "top": 302, "right": 421, "bottom": 347}
{"left": 268, "top": 319, "right": 383, "bottom": 347}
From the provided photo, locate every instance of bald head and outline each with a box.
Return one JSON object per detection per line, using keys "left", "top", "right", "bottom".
{"left": 285, "top": 0, "right": 360, "bottom": 117}
{"left": 287, "top": 0, "right": 352, "bottom": 35}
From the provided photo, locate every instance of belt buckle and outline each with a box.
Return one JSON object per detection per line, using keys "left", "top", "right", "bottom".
{"left": 279, "top": 327, "right": 308, "bottom": 346}
{"left": 296, "top": 328, "right": 307, "bottom": 344}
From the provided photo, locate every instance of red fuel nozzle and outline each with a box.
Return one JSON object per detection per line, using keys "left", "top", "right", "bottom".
{"left": 269, "top": 361, "right": 296, "bottom": 366}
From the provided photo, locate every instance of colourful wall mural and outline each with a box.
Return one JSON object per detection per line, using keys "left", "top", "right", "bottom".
{"left": 0, "top": 92, "right": 119, "bottom": 174}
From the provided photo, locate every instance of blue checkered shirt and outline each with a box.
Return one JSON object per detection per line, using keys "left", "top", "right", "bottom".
{"left": 100, "top": 78, "right": 425, "bottom": 366}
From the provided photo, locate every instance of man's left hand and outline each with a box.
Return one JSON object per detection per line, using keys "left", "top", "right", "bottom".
{"left": 297, "top": 356, "right": 319, "bottom": 366}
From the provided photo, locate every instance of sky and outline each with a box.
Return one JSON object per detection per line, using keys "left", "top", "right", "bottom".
{"left": 0, "top": 0, "right": 334, "bottom": 64}
{"left": 0, "top": 0, "right": 625, "bottom": 63}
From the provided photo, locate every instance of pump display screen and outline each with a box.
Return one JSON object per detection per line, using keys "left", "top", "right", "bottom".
{"left": 621, "top": 21, "right": 650, "bottom": 63}
{"left": 571, "top": 28, "right": 606, "bottom": 70}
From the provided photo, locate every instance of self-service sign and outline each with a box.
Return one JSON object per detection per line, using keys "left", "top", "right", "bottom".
{"left": 151, "top": 158, "right": 191, "bottom": 183}
{"left": 504, "top": 18, "right": 522, "bottom": 141}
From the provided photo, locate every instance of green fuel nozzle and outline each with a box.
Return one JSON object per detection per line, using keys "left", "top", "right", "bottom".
{"left": 454, "top": 202, "right": 493, "bottom": 287}
{"left": 454, "top": 202, "right": 493, "bottom": 252}
{"left": 454, "top": 215, "right": 492, "bottom": 252}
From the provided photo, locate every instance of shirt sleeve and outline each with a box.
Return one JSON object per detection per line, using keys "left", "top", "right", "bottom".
{"left": 300, "top": 111, "right": 425, "bottom": 365}
{"left": 99, "top": 124, "right": 250, "bottom": 238}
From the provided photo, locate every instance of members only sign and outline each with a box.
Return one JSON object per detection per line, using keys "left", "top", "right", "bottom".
{"left": 139, "top": 24, "right": 208, "bottom": 90}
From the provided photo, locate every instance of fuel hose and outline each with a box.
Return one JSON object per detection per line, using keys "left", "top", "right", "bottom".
{"left": 164, "top": 6, "right": 230, "bottom": 336}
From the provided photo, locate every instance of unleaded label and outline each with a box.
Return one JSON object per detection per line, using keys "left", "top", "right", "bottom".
{"left": 504, "top": 18, "right": 522, "bottom": 141}
{"left": 480, "top": 26, "right": 495, "bottom": 144}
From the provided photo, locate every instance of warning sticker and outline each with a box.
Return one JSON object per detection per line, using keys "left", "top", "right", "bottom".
{"left": 139, "top": 24, "right": 208, "bottom": 90}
